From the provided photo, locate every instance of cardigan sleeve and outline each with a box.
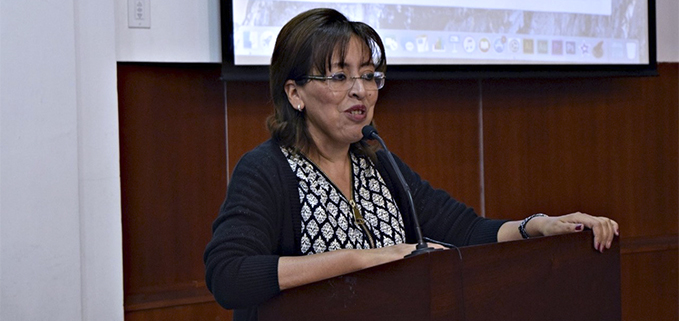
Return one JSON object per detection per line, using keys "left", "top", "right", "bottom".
{"left": 203, "top": 146, "right": 287, "bottom": 310}
{"left": 378, "top": 151, "right": 506, "bottom": 247}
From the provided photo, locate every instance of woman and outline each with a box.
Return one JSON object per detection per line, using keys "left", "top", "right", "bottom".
{"left": 204, "top": 8, "right": 619, "bottom": 320}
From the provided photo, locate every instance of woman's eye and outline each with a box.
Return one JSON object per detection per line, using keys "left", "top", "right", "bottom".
{"left": 362, "top": 73, "right": 375, "bottom": 80}
{"left": 330, "top": 73, "right": 347, "bottom": 81}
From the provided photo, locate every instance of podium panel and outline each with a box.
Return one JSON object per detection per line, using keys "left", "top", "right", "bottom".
{"left": 259, "top": 231, "right": 620, "bottom": 321}
{"left": 460, "top": 232, "right": 621, "bottom": 321}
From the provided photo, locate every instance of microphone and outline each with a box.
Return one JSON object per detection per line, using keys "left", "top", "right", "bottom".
{"left": 361, "top": 125, "right": 440, "bottom": 257}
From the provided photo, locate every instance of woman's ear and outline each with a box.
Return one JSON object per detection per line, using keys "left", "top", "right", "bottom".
{"left": 284, "top": 80, "right": 303, "bottom": 111}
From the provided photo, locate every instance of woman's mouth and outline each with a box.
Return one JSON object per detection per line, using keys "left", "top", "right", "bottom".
{"left": 346, "top": 105, "right": 366, "bottom": 115}
{"left": 345, "top": 105, "right": 367, "bottom": 121}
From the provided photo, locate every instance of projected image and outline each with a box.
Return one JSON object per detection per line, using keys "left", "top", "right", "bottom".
{"left": 231, "top": 0, "right": 649, "bottom": 66}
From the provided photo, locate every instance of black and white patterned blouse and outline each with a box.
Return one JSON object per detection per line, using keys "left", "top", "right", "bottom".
{"left": 281, "top": 147, "right": 406, "bottom": 255}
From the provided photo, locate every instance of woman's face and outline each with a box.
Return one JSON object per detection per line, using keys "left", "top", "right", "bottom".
{"left": 291, "top": 36, "right": 379, "bottom": 150}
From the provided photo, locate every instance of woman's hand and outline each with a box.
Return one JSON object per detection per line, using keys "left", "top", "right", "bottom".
{"left": 498, "top": 212, "right": 619, "bottom": 252}
{"left": 361, "top": 242, "right": 448, "bottom": 266}
{"left": 278, "top": 242, "right": 446, "bottom": 291}
{"left": 534, "top": 212, "right": 620, "bottom": 252}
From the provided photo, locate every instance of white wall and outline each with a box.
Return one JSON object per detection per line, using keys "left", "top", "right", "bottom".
{"left": 656, "top": 0, "right": 679, "bottom": 62}
{"left": 0, "top": 0, "right": 123, "bottom": 320}
{"left": 114, "top": 0, "right": 677, "bottom": 63}
{"left": 115, "top": 0, "right": 221, "bottom": 62}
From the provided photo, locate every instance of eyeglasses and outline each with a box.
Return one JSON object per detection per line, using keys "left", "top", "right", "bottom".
{"left": 301, "top": 71, "right": 385, "bottom": 92}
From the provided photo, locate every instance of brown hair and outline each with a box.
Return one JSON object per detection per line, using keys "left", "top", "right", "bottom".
{"left": 267, "top": 8, "right": 386, "bottom": 156}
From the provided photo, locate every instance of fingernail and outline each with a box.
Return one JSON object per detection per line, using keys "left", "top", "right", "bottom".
{"left": 575, "top": 224, "right": 583, "bottom": 231}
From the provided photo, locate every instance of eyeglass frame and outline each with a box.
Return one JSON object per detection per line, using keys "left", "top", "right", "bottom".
{"left": 298, "top": 71, "right": 386, "bottom": 91}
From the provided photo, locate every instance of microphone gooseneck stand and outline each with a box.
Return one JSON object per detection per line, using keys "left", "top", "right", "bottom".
{"left": 361, "top": 125, "right": 442, "bottom": 258}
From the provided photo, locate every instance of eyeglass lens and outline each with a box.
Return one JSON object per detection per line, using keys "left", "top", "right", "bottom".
{"left": 328, "top": 75, "right": 384, "bottom": 92}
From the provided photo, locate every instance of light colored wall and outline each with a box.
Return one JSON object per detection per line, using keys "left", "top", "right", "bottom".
{"left": 115, "top": 0, "right": 221, "bottom": 62}
{"left": 656, "top": 0, "right": 679, "bottom": 62}
{"left": 114, "top": 0, "right": 678, "bottom": 63}
{"left": 0, "top": 0, "right": 123, "bottom": 320}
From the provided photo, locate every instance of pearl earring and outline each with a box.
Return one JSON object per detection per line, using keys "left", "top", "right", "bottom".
{"left": 297, "top": 104, "right": 302, "bottom": 111}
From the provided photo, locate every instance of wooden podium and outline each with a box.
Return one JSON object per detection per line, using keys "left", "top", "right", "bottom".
{"left": 258, "top": 231, "right": 621, "bottom": 321}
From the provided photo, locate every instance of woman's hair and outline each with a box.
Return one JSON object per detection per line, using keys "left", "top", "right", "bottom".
{"left": 267, "top": 8, "right": 386, "bottom": 156}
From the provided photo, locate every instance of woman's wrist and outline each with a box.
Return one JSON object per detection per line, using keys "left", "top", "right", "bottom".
{"left": 519, "top": 213, "right": 549, "bottom": 239}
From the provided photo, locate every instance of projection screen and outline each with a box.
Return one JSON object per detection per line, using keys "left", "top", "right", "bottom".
{"left": 222, "top": 0, "right": 656, "bottom": 78}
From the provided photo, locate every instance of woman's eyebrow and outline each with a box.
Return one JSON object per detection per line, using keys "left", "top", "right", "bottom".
{"left": 330, "top": 59, "right": 373, "bottom": 69}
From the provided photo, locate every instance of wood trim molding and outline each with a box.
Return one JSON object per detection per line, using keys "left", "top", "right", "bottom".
{"left": 620, "top": 234, "right": 678, "bottom": 255}
{"left": 125, "top": 282, "right": 215, "bottom": 312}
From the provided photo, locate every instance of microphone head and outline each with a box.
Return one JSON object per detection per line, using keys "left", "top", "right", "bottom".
{"left": 361, "top": 125, "right": 378, "bottom": 140}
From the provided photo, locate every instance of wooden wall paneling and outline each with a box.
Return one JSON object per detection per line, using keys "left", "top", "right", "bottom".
{"left": 481, "top": 63, "right": 678, "bottom": 321}
{"left": 481, "top": 64, "right": 678, "bottom": 237}
{"left": 225, "top": 81, "right": 273, "bottom": 175}
{"left": 125, "top": 301, "right": 233, "bottom": 321}
{"left": 118, "top": 63, "right": 227, "bottom": 317}
{"left": 620, "top": 247, "right": 678, "bottom": 321}
{"left": 376, "top": 79, "right": 483, "bottom": 211}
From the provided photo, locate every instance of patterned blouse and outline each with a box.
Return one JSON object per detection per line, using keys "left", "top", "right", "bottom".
{"left": 281, "top": 147, "right": 406, "bottom": 255}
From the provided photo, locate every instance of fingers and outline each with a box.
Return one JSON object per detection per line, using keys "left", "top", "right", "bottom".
{"left": 390, "top": 242, "right": 447, "bottom": 259}
{"left": 557, "top": 212, "right": 619, "bottom": 253}
{"left": 376, "top": 243, "right": 418, "bottom": 261}
{"left": 540, "top": 217, "right": 582, "bottom": 237}
{"left": 597, "top": 217, "right": 618, "bottom": 252}
{"left": 612, "top": 220, "right": 620, "bottom": 236}
{"left": 426, "top": 242, "right": 448, "bottom": 250}
{"left": 581, "top": 214, "right": 618, "bottom": 253}
{"left": 564, "top": 219, "right": 585, "bottom": 235}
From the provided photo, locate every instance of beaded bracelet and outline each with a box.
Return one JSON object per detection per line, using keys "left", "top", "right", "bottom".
{"left": 519, "top": 213, "right": 548, "bottom": 239}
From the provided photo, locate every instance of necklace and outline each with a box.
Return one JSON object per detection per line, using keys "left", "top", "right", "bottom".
{"left": 348, "top": 161, "right": 376, "bottom": 249}
{"left": 304, "top": 150, "right": 376, "bottom": 249}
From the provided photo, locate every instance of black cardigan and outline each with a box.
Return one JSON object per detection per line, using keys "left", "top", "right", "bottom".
{"left": 204, "top": 139, "right": 506, "bottom": 320}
